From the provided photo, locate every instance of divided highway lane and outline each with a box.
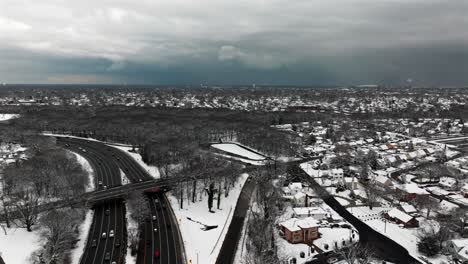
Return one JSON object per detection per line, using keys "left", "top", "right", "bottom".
{"left": 137, "top": 193, "right": 183, "bottom": 264}
{"left": 81, "top": 201, "right": 126, "bottom": 264}
{"left": 57, "top": 138, "right": 127, "bottom": 264}
{"left": 57, "top": 137, "right": 184, "bottom": 264}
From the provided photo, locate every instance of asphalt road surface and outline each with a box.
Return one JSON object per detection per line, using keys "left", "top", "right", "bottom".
{"left": 215, "top": 178, "right": 255, "bottom": 264}
{"left": 58, "top": 137, "right": 184, "bottom": 264}
{"left": 58, "top": 138, "right": 126, "bottom": 264}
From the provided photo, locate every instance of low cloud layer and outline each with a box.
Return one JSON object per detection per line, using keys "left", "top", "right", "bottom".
{"left": 1, "top": 0, "right": 467, "bottom": 85}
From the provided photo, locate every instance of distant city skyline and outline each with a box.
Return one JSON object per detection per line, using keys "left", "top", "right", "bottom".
{"left": 1, "top": 0, "right": 468, "bottom": 86}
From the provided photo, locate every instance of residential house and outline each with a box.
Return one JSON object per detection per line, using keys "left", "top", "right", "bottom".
{"left": 396, "top": 183, "right": 430, "bottom": 202}
{"left": 448, "top": 239, "right": 468, "bottom": 263}
{"left": 342, "top": 177, "right": 359, "bottom": 190}
{"left": 384, "top": 208, "right": 419, "bottom": 228}
{"left": 398, "top": 204, "right": 418, "bottom": 216}
{"left": 279, "top": 217, "right": 320, "bottom": 244}
{"left": 330, "top": 168, "right": 344, "bottom": 181}
{"left": 374, "top": 175, "right": 394, "bottom": 189}
{"left": 293, "top": 192, "right": 307, "bottom": 207}
{"left": 293, "top": 207, "right": 328, "bottom": 220}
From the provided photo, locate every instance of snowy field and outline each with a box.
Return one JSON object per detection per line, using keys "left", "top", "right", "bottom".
{"left": 167, "top": 173, "right": 249, "bottom": 264}
{"left": 0, "top": 226, "right": 43, "bottom": 263}
{"left": 211, "top": 143, "right": 266, "bottom": 161}
{"left": 70, "top": 210, "right": 94, "bottom": 264}
{"left": 0, "top": 113, "right": 19, "bottom": 121}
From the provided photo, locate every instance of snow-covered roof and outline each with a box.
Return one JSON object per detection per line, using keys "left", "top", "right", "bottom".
{"left": 331, "top": 168, "right": 343, "bottom": 174}
{"left": 387, "top": 208, "right": 414, "bottom": 223}
{"left": 400, "top": 204, "right": 417, "bottom": 214}
{"left": 294, "top": 192, "right": 306, "bottom": 199}
{"left": 297, "top": 217, "right": 320, "bottom": 229}
{"left": 398, "top": 183, "right": 429, "bottom": 195}
{"left": 280, "top": 218, "right": 301, "bottom": 232}
{"left": 375, "top": 175, "right": 392, "bottom": 185}
{"left": 280, "top": 217, "right": 319, "bottom": 232}
{"left": 289, "top": 182, "right": 303, "bottom": 190}
{"left": 293, "top": 207, "right": 327, "bottom": 216}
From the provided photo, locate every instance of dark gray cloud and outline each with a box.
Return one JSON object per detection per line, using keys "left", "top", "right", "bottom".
{"left": 0, "top": 0, "right": 467, "bottom": 85}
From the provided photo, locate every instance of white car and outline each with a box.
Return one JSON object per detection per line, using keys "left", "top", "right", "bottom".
{"left": 109, "top": 229, "right": 114, "bottom": 238}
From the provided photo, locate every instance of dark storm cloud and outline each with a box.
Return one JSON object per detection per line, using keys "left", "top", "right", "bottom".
{"left": 0, "top": 0, "right": 467, "bottom": 85}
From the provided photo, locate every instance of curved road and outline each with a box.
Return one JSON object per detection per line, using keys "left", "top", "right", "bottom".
{"left": 57, "top": 137, "right": 184, "bottom": 264}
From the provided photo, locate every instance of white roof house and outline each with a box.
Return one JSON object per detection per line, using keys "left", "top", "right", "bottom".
{"left": 387, "top": 208, "right": 414, "bottom": 223}
{"left": 375, "top": 175, "right": 393, "bottom": 187}
{"left": 293, "top": 207, "right": 328, "bottom": 220}
{"left": 398, "top": 183, "right": 429, "bottom": 195}
{"left": 400, "top": 204, "right": 418, "bottom": 215}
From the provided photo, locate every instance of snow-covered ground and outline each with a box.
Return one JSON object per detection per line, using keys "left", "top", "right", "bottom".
{"left": 334, "top": 197, "right": 350, "bottom": 207}
{"left": 167, "top": 173, "right": 249, "bottom": 264}
{"left": 0, "top": 113, "right": 19, "bottom": 121}
{"left": 0, "top": 226, "right": 43, "bottom": 263}
{"left": 70, "top": 210, "right": 94, "bottom": 264}
{"left": 69, "top": 150, "right": 95, "bottom": 192}
{"left": 314, "top": 227, "right": 358, "bottom": 251}
{"left": 110, "top": 145, "right": 161, "bottom": 179}
{"left": 211, "top": 143, "right": 266, "bottom": 161}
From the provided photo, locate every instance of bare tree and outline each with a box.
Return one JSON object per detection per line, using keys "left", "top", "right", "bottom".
{"left": 337, "top": 243, "right": 375, "bottom": 264}
{"left": 37, "top": 209, "right": 81, "bottom": 263}
{"left": 127, "top": 192, "right": 150, "bottom": 224}
{"left": 13, "top": 189, "right": 40, "bottom": 232}
{"left": 414, "top": 196, "right": 439, "bottom": 218}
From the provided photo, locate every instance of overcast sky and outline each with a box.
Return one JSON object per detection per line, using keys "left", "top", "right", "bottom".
{"left": 1, "top": 0, "right": 467, "bottom": 85}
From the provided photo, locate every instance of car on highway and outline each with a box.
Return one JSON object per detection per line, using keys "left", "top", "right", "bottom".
{"left": 109, "top": 229, "right": 114, "bottom": 238}
{"left": 154, "top": 249, "right": 160, "bottom": 258}
{"left": 101, "top": 232, "right": 107, "bottom": 239}
{"left": 104, "top": 252, "right": 110, "bottom": 261}
{"left": 152, "top": 215, "right": 157, "bottom": 221}
{"left": 105, "top": 209, "right": 110, "bottom": 216}
{"left": 154, "top": 228, "right": 158, "bottom": 232}
{"left": 115, "top": 239, "right": 120, "bottom": 247}
{"left": 166, "top": 223, "right": 171, "bottom": 229}
{"left": 91, "top": 239, "right": 97, "bottom": 247}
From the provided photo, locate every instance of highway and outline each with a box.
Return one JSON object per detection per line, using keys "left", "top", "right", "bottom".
{"left": 57, "top": 137, "right": 184, "bottom": 264}
{"left": 58, "top": 139, "right": 126, "bottom": 264}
